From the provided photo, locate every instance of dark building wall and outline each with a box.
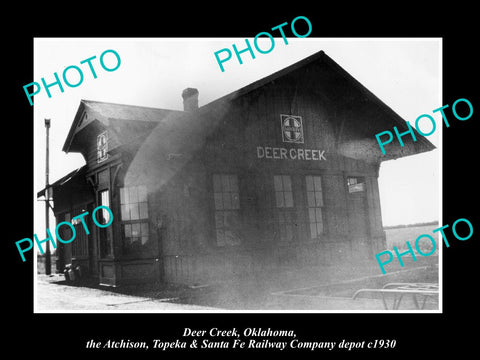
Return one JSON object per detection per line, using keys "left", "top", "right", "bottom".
{"left": 53, "top": 57, "right": 395, "bottom": 286}
{"left": 152, "top": 67, "right": 387, "bottom": 285}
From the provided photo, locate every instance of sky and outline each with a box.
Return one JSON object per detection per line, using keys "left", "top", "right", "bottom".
{"left": 33, "top": 37, "right": 441, "bottom": 243}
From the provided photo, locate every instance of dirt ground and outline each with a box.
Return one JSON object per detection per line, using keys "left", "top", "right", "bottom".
{"left": 35, "top": 255, "right": 439, "bottom": 312}
{"left": 36, "top": 273, "right": 219, "bottom": 311}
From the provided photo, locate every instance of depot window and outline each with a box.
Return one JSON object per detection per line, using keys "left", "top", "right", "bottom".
{"left": 213, "top": 174, "right": 241, "bottom": 246}
{"left": 305, "top": 175, "right": 324, "bottom": 238}
{"left": 97, "top": 131, "right": 108, "bottom": 163}
{"left": 347, "top": 176, "right": 366, "bottom": 193}
{"left": 120, "top": 185, "right": 149, "bottom": 253}
{"left": 274, "top": 175, "right": 295, "bottom": 243}
{"left": 274, "top": 175, "right": 293, "bottom": 208}
{"left": 98, "top": 189, "right": 112, "bottom": 257}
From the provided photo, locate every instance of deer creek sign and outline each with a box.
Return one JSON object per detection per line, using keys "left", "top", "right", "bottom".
{"left": 256, "top": 146, "right": 326, "bottom": 161}
{"left": 256, "top": 114, "right": 326, "bottom": 161}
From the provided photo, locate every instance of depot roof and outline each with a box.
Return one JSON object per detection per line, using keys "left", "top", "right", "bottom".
{"left": 62, "top": 100, "right": 183, "bottom": 153}
{"left": 63, "top": 50, "right": 435, "bottom": 165}
{"left": 199, "top": 50, "right": 435, "bottom": 160}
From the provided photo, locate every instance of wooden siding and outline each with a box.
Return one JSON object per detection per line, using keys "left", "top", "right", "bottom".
{"left": 156, "top": 66, "right": 387, "bottom": 285}
{"left": 55, "top": 57, "right": 396, "bottom": 286}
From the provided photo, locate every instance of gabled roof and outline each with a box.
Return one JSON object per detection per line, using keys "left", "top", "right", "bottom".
{"left": 62, "top": 100, "right": 183, "bottom": 153}
{"left": 200, "top": 51, "right": 333, "bottom": 107}
{"left": 63, "top": 50, "right": 435, "bottom": 168}
{"left": 79, "top": 100, "right": 178, "bottom": 122}
{"left": 199, "top": 50, "right": 435, "bottom": 161}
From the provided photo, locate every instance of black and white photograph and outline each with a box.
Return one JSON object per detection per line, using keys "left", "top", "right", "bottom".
{"left": 7, "top": 8, "right": 478, "bottom": 356}
{"left": 32, "top": 37, "right": 441, "bottom": 312}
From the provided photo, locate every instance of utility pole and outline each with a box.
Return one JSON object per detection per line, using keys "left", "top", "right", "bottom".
{"left": 45, "top": 118, "right": 51, "bottom": 275}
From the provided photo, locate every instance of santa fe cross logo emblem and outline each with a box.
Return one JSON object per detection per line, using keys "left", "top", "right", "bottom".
{"left": 280, "top": 114, "right": 304, "bottom": 143}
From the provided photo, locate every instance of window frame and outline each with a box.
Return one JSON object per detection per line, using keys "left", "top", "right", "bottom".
{"left": 98, "top": 188, "right": 113, "bottom": 258}
{"left": 273, "top": 174, "right": 297, "bottom": 243}
{"left": 347, "top": 176, "right": 366, "bottom": 194}
{"left": 305, "top": 175, "right": 325, "bottom": 239}
{"left": 96, "top": 131, "right": 109, "bottom": 163}
{"left": 118, "top": 185, "right": 150, "bottom": 254}
{"left": 273, "top": 174, "right": 294, "bottom": 209}
{"left": 212, "top": 173, "right": 241, "bottom": 247}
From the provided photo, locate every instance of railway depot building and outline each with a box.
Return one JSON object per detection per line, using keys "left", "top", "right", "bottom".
{"left": 41, "top": 50, "right": 434, "bottom": 287}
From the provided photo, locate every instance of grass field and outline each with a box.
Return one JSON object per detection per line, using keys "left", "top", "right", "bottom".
{"left": 385, "top": 223, "right": 440, "bottom": 253}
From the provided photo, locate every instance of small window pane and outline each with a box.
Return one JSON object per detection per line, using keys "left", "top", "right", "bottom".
{"left": 141, "top": 236, "right": 148, "bottom": 245}
{"left": 130, "top": 204, "right": 140, "bottom": 220}
{"left": 224, "top": 230, "right": 233, "bottom": 244}
{"left": 225, "top": 230, "right": 240, "bottom": 246}
{"left": 102, "top": 209, "right": 110, "bottom": 224}
{"left": 317, "top": 222, "right": 324, "bottom": 235}
{"left": 121, "top": 204, "right": 130, "bottom": 220}
{"left": 99, "top": 190, "right": 110, "bottom": 224}
{"left": 229, "top": 175, "right": 239, "bottom": 192}
{"left": 224, "top": 211, "right": 238, "bottom": 228}
{"left": 129, "top": 187, "right": 138, "bottom": 204}
{"left": 275, "top": 191, "right": 284, "bottom": 208}
{"left": 223, "top": 192, "right": 232, "bottom": 209}
{"left": 216, "top": 230, "right": 225, "bottom": 246}
{"left": 306, "top": 176, "right": 314, "bottom": 191}
{"left": 101, "top": 190, "right": 109, "bottom": 208}
{"left": 282, "top": 176, "right": 292, "bottom": 191}
{"left": 284, "top": 191, "right": 293, "bottom": 207}
{"left": 140, "top": 222, "right": 149, "bottom": 236}
{"left": 315, "top": 191, "right": 323, "bottom": 207}
{"left": 131, "top": 223, "right": 140, "bottom": 236}
{"left": 316, "top": 207, "right": 323, "bottom": 222}
{"left": 274, "top": 175, "right": 283, "bottom": 191}
{"left": 310, "top": 223, "right": 317, "bottom": 238}
{"left": 314, "top": 176, "right": 322, "bottom": 191}
{"left": 214, "top": 193, "right": 223, "bottom": 210}
{"left": 222, "top": 175, "right": 230, "bottom": 192}
{"left": 215, "top": 212, "right": 224, "bottom": 228}
{"left": 124, "top": 224, "right": 132, "bottom": 237}
{"left": 120, "top": 187, "right": 127, "bottom": 204}
{"left": 308, "top": 208, "right": 316, "bottom": 223}
{"left": 307, "top": 191, "right": 316, "bottom": 207}
{"left": 139, "top": 202, "right": 149, "bottom": 219}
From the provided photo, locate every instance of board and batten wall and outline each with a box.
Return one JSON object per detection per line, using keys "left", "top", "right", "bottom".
{"left": 158, "top": 66, "right": 386, "bottom": 285}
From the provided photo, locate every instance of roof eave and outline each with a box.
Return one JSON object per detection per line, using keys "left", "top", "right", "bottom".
{"left": 62, "top": 100, "right": 87, "bottom": 153}
{"left": 199, "top": 50, "right": 327, "bottom": 112}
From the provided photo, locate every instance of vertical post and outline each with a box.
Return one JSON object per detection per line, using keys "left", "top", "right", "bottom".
{"left": 45, "top": 118, "right": 51, "bottom": 275}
